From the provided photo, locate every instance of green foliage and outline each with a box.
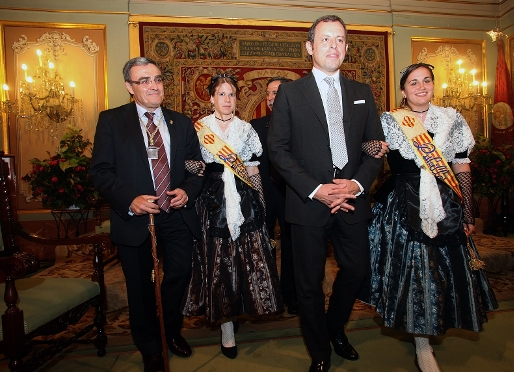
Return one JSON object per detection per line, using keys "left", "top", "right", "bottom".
{"left": 21, "top": 126, "right": 99, "bottom": 210}
{"left": 469, "top": 133, "right": 514, "bottom": 197}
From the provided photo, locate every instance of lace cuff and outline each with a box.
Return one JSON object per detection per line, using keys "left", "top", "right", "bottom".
{"left": 452, "top": 158, "right": 471, "bottom": 164}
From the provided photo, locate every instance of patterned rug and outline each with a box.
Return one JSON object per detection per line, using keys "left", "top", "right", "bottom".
{"left": 29, "top": 231, "right": 514, "bottom": 345}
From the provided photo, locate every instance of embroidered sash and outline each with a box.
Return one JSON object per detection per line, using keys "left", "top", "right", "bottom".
{"left": 390, "top": 109, "right": 462, "bottom": 199}
{"left": 194, "top": 120, "right": 254, "bottom": 188}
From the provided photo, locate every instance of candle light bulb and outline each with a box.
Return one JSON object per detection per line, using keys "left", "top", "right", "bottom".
{"left": 442, "top": 83, "right": 448, "bottom": 97}
{"left": 457, "top": 60, "right": 462, "bottom": 66}
{"left": 36, "top": 49, "right": 42, "bottom": 67}
{"left": 22, "top": 64, "right": 28, "bottom": 80}
{"left": 482, "top": 82, "right": 487, "bottom": 95}
{"left": 3, "top": 84, "right": 10, "bottom": 101}
{"left": 26, "top": 77, "right": 33, "bottom": 93}
{"left": 70, "top": 81, "right": 75, "bottom": 98}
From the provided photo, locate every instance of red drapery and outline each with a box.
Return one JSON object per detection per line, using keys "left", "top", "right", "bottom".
{"left": 492, "top": 38, "right": 514, "bottom": 145}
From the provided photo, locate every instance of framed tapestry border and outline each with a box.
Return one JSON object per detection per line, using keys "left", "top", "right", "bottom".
{"left": 129, "top": 16, "right": 393, "bottom": 123}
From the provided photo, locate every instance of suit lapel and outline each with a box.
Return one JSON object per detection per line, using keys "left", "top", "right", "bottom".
{"left": 339, "top": 73, "right": 353, "bottom": 139}
{"left": 123, "top": 103, "right": 151, "bottom": 173}
{"left": 299, "top": 73, "right": 330, "bottom": 141}
{"left": 162, "top": 109, "right": 177, "bottom": 174}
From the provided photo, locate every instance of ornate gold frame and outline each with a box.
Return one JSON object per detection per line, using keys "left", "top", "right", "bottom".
{"left": 127, "top": 15, "right": 395, "bottom": 109}
{"left": 411, "top": 37, "right": 488, "bottom": 135}
{"left": 0, "top": 21, "right": 107, "bottom": 209}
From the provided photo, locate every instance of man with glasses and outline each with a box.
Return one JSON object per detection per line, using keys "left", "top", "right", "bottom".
{"left": 90, "top": 57, "right": 204, "bottom": 372}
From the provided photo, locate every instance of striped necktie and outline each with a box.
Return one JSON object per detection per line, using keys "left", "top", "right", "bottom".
{"left": 145, "top": 112, "right": 171, "bottom": 212}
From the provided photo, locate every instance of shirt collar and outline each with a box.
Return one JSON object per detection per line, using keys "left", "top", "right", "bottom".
{"left": 135, "top": 103, "right": 163, "bottom": 122}
{"left": 312, "top": 67, "right": 341, "bottom": 87}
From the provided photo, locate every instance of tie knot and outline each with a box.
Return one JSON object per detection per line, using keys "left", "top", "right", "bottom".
{"left": 324, "top": 77, "right": 335, "bottom": 87}
{"left": 144, "top": 112, "right": 155, "bottom": 122}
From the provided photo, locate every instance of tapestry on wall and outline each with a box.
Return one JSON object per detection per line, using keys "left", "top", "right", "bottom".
{"left": 139, "top": 22, "right": 390, "bottom": 123}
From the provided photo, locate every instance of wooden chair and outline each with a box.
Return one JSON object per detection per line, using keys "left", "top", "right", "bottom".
{"left": 0, "top": 154, "right": 111, "bottom": 372}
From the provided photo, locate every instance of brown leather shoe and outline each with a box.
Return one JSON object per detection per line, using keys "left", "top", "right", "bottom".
{"left": 309, "top": 359, "right": 331, "bottom": 372}
{"left": 142, "top": 352, "right": 165, "bottom": 372}
{"left": 167, "top": 334, "right": 192, "bottom": 357}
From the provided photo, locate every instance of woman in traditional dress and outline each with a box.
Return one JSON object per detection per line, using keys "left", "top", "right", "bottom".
{"left": 182, "top": 74, "right": 283, "bottom": 359}
{"left": 364, "top": 63, "right": 498, "bottom": 372}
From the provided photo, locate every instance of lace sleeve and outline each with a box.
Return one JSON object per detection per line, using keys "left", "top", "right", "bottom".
{"left": 381, "top": 112, "right": 417, "bottom": 161}
{"left": 452, "top": 112, "right": 475, "bottom": 156}
{"left": 242, "top": 125, "right": 263, "bottom": 166}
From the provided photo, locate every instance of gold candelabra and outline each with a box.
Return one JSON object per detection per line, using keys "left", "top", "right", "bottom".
{"left": 437, "top": 59, "right": 492, "bottom": 135}
{"left": 6, "top": 49, "right": 84, "bottom": 139}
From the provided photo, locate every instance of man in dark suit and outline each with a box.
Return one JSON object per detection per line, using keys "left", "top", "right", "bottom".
{"left": 250, "top": 76, "right": 298, "bottom": 315}
{"left": 268, "top": 15, "right": 384, "bottom": 372}
{"left": 90, "top": 57, "right": 203, "bottom": 372}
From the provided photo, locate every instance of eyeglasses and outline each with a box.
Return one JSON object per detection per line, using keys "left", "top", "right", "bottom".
{"left": 128, "top": 76, "right": 164, "bottom": 86}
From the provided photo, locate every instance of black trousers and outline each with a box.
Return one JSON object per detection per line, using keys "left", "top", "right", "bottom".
{"left": 117, "top": 209, "right": 193, "bottom": 356}
{"left": 291, "top": 214, "right": 370, "bottom": 361}
{"left": 265, "top": 182, "right": 297, "bottom": 304}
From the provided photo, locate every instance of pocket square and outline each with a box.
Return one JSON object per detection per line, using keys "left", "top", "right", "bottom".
{"left": 354, "top": 100, "right": 365, "bottom": 104}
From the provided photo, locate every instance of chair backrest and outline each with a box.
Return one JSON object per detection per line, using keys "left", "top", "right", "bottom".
{"left": 0, "top": 153, "right": 18, "bottom": 256}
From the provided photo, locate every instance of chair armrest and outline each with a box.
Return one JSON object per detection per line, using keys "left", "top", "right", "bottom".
{"left": 0, "top": 252, "right": 40, "bottom": 279}
{"left": 11, "top": 221, "right": 110, "bottom": 248}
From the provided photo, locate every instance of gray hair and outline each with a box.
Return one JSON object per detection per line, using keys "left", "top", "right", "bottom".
{"left": 122, "top": 57, "right": 159, "bottom": 82}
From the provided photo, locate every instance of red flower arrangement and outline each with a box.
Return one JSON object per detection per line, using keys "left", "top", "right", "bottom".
{"left": 21, "top": 126, "right": 99, "bottom": 210}
{"left": 469, "top": 134, "right": 514, "bottom": 197}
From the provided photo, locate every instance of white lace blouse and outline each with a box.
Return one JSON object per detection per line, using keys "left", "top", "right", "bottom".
{"left": 380, "top": 104, "right": 475, "bottom": 238}
{"left": 198, "top": 114, "right": 262, "bottom": 240}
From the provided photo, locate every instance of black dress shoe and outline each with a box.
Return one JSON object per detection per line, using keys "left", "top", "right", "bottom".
{"left": 142, "top": 352, "right": 165, "bottom": 372}
{"left": 167, "top": 334, "right": 192, "bottom": 357}
{"left": 330, "top": 332, "right": 359, "bottom": 360}
{"left": 309, "top": 359, "right": 331, "bottom": 372}
{"left": 221, "top": 344, "right": 238, "bottom": 359}
{"left": 286, "top": 302, "right": 299, "bottom": 315}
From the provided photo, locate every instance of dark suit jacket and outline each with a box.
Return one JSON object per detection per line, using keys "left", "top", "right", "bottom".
{"left": 90, "top": 102, "right": 203, "bottom": 245}
{"left": 268, "top": 71, "right": 384, "bottom": 226}
{"left": 250, "top": 115, "right": 281, "bottom": 200}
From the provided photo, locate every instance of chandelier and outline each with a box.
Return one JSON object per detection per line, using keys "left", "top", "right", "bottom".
{"left": 16, "top": 49, "right": 84, "bottom": 138}
{"left": 438, "top": 59, "right": 492, "bottom": 111}
{"left": 437, "top": 59, "right": 492, "bottom": 134}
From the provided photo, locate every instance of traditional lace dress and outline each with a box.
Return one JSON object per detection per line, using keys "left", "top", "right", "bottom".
{"left": 366, "top": 104, "right": 498, "bottom": 335}
{"left": 182, "top": 114, "right": 283, "bottom": 323}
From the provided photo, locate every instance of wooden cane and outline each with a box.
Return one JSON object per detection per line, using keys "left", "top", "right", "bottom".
{"left": 149, "top": 213, "right": 170, "bottom": 372}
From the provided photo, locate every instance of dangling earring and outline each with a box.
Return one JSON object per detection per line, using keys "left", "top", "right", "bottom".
{"left": 401, "top": 96, "right": 407, "bottom": 108}
{"left": 211, "top": 102, "right": 214, "bottom": 113}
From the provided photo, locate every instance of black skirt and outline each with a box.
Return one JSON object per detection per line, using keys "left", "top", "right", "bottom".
{"left": 365, "top": 171, "right": 498, "bottom": 335}
{"left": 182, "top": 163, "right": 283, "bottom": 323}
